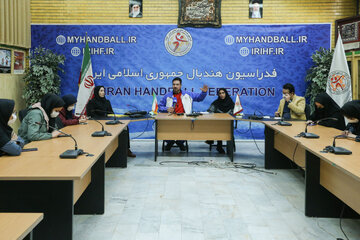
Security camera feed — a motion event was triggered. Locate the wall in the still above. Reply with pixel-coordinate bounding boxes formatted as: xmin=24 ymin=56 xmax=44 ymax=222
xmin=0 ymin=0 xmax=31 ymax=131
xmin=2 ymin=0 xmax=356 ymax=131
xmin=30 ymin=0 xmax=357 ymax=47
xmin=0 ymin=56 xmax=26 ymax=130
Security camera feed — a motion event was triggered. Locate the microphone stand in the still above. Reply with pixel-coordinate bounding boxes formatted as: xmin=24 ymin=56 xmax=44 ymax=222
xmin=90 ymin=109 xmax=122 ymax=125
xmin=323 ymin=135 xmax=352 ymax=155
xmin=89 ymin=118 xmax=112 ymax=137
xmin=298 ymin=117 xmax=338 ymax=138
xmin=277 ymin=116 xmax=292 ymax=126
xmin=34 ymin=122 xmax=83 ymax=158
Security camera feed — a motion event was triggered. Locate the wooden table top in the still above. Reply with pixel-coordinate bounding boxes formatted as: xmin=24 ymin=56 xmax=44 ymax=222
xmin=155 ymin=113 xmax=235 ymax=120
xmin=0 ymin=120 xmax=129 ymax=180
xmin=264 ymin=121 xmax=360 ymax=182
xmin=0 ymin=213 xmax=43 ymax=240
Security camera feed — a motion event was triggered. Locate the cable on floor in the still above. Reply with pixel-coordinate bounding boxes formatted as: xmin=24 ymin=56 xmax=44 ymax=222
xmin=131 ymin=118 xmax=151 ymax=139
xmin=338 ymin=204 xmax=349 ymax=240
xmin=249 ymin=121 xmax=264 ymax=155
xmin=158 ymin=160 xmax=276 ymax=175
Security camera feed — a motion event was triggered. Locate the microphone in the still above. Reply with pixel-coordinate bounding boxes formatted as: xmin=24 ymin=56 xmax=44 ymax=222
xmin=88 ymin=117 xmax=112 ymax=137
xmin=125 ymin=104 xmax=147 ymax=117
xmin=34 ymin=122 xmax=83 ymax=158
xmin=298 ymin=117 xmax=338 ymax=138
xmin=277 ymin=116 xmax=292 ymax=126
xmin=172 ymin=97 xmax=177 ymax=108
xmin=323 ymin=134 xmax=352 ymax=155
xmin=168 ymin=97 xmax=178 ymax=116
xmin=248 ymin=111 xmax=263 ymax=120
xmin=90 ymin=109 xmax=122 ymax=125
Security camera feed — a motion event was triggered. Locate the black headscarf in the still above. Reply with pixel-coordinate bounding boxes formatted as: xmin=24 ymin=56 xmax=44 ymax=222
xmin=0 ymin=99 xmax=15 ymax=148
xmin=341 ymin=100 xmax=360 ymax=135
xmin=62 ymin=94 xmax=77 ymax=119
xmin=86 ymin=86 xmax=113 ymax=117
xmin=341 ymin=100 xmax=360 ymax=120
xmin=310 ymin=92 xmax=345 ymax=130
xmin=40 ymin=93 xmax=65 ymax=131
xmin=314 ymin=93 xmax=340 ymax=116
xmin=211 ymin=88 xmax=234 ymax=113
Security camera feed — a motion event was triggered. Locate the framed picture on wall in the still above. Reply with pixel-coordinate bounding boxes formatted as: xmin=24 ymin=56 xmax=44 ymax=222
xmin=14 ymin=50 xmax=25 ymax=74
xmin=0 ymin=49 xmax=11 ymax=73
xmin=178 ymin=0 xmax=222 ymax=28
xmin=249 ymin=0 xmax=263 ymax=19
xmin=335 ymin=16 xmax=360 ymax=51
xmin=129 ymin=0 xmax=143 ymax=18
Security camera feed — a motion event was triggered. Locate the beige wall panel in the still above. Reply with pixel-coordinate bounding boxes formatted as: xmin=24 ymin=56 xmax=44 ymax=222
xmin=30 ymin=0 xmax=356 ymax=48
xmin=0 ymin=0 xmax=31 ymax=48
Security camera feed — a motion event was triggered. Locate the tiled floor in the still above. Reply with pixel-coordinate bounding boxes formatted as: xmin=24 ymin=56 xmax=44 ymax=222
xmin=74 ymin=140 xmax=360 ymax=240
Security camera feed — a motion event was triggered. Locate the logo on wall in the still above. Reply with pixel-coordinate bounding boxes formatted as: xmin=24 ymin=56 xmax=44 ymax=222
xmin=239 ymin=47 xmax=250 ymax=57
xmin=224 ymin=35 xmax=234 ymax=45
xmin=56 ymin=35 xmax=66 ymax=45
xmin=71 ymin=47 xmax=81 ymax=57
xmin=164 ymin=28 xmax=192 ymax=56
xmin=327 ymin=71 xmax=351 ymax=95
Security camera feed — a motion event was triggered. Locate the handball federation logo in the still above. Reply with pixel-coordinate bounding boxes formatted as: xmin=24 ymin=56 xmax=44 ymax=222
xmin=164 ymin=28 xmax=192 ymax=57
xmin=56 ymin=35 xmax=66 ymax=45
xmin=327 ymin=70 xmax=351 ymax=95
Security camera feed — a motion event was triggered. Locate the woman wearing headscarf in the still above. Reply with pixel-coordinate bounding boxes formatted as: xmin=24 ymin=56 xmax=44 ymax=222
xmin=86 ymin=86 xmax=136 ymax=157
xmin=18 ymin=93 xmax=65 ymax=143
xmin=86 ymin=86 xmax=113 ymax=118
xmin=340 ymin=100 xmax=360 ymax=141
xmin=59 ymin=94 xmax=87 ymax=126
xmin=206 ymin=88 xmax=235 ymax=154
xmin=307 ymin=92 xmax=345 ymax=130
xmin=0 ymin=99 xmax=25 ymax=156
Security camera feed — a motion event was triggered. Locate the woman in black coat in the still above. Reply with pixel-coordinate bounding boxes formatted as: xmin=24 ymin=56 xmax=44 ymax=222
xmin=341 ymin=100 xmax=360 ymax=141
xmin=86 ymin=86 xmax=113 ymax=118
xmin=308 ymin=92 xmax=345 ymax=130
xmin=206 ymin=88 xmax=235 ymax=154
xmin=86 ymin=86 xmax=136 ymax=157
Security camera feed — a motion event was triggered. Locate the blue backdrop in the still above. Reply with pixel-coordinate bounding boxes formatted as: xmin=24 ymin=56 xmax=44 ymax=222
xmin=31 ymin=24 xmax=330 ymax=139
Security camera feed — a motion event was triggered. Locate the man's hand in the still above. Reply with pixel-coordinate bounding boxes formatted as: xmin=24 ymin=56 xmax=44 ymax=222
xmin=167 ymin=107 xmax=174 ymax=113
xmin=200 ymin=85 xmax=209 ymax=92
xmin=275 ymin=111 xmax=280 ymax=117
xmin=284 ymin=94 xmax=291 ymax=102
xmin=306 ymin=120 xmax=314 ymax=125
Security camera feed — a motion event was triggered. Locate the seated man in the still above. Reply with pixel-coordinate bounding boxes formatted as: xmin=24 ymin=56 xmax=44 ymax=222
xmin=275 ymin=83 xmax=306 ymax=120
xmin=158 ymin=77 xmax=208 ymax=151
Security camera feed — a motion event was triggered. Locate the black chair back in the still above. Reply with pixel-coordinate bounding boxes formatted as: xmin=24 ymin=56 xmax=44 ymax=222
xmin=305 ymin=104 xmax=311 ymax=120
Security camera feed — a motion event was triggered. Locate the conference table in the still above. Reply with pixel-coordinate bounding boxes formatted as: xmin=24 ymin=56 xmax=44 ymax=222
xmin=0 ymin=120 xmax=129 ymax=240
xmin=154 ymin=113 xmax=235 ymax=161
xmin=0 ymin=213 xmax=43 ymax=240
xmin=264 ymin=121 xmax=360 ymax=218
